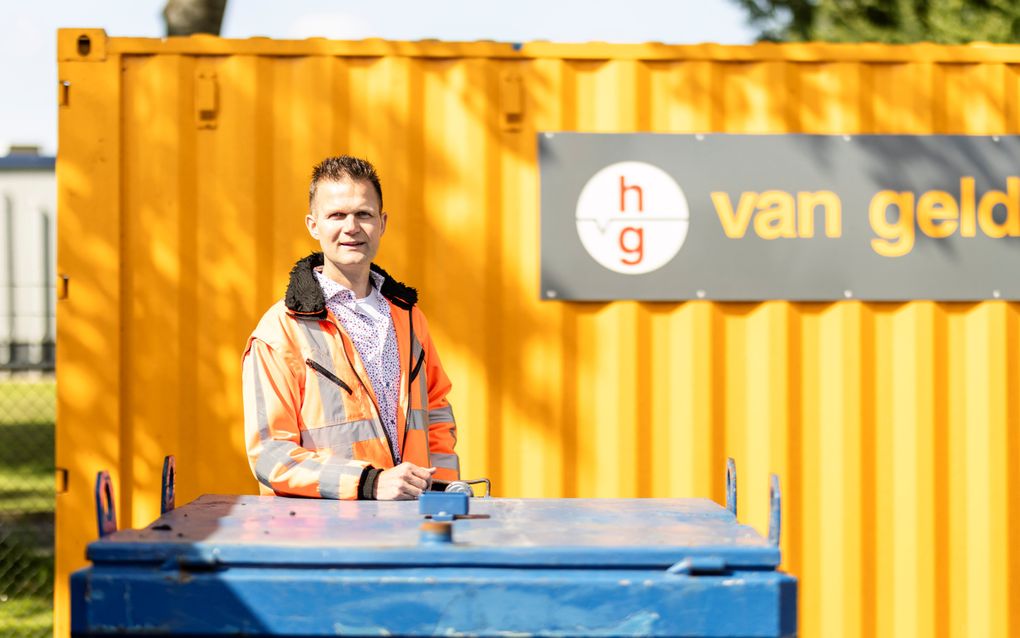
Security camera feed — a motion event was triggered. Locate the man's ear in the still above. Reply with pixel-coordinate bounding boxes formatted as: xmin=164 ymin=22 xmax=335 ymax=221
xmin=305 ymin=212 xmax=319 ymax=239
xmin=380 ymin=211 xmax=388 ymax=236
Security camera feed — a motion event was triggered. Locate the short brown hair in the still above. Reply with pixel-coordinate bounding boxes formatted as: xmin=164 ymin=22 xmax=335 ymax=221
xmin=309 ymin=155 xmax=383 ymax=210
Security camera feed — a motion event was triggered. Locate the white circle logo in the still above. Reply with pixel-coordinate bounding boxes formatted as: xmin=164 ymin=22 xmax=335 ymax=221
xmin=575 ymin=161 xmax=689 ymax=275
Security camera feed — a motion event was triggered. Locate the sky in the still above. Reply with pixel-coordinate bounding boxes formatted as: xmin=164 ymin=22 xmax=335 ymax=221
xmin=1 ymin=0 xmax=757 ymax=156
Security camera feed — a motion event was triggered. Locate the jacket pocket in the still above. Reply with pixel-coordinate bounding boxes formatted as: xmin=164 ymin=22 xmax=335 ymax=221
xmin=305 ymin=358 xmax=353 ymax=394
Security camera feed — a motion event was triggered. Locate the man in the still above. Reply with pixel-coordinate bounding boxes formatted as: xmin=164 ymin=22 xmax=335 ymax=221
xmin=242 ymin=155 xmax=459 ymax=500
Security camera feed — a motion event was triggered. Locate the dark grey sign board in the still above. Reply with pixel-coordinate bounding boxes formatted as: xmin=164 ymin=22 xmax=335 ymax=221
xmin=539 ymin=133 xmax=1020 ymax=301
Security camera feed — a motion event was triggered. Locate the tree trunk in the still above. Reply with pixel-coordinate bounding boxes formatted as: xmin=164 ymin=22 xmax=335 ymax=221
xmin=163 ymin=0 xmax=228 ymax=36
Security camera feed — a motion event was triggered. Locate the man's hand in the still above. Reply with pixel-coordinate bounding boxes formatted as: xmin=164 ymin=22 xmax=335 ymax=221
xmin=374 ymin=462 xmax=436 ymax=500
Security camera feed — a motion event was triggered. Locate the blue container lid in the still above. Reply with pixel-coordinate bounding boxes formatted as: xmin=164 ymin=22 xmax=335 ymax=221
xmin=86 ymin=495 xmax=779 ymax=570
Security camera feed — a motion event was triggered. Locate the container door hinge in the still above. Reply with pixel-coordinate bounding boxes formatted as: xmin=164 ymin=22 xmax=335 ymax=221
xmin=499 ymin=70 xmax=524 ymax=132
xmin=55 ymin=468 xmax=68 ymax=494
xmin=57 ymin=274 xmax=69 ymax=300
xmin=195 ymin=71 xmax=218 ymax=129
xmin=666 ymin=556 xmax=728 ymax=576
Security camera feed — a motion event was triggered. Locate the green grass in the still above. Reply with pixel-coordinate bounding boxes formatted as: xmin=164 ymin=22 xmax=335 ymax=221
xmin=0 ymin=380 xmax=55 ymax=638
xmin=0 ymin=593 xmax=52 ymax=637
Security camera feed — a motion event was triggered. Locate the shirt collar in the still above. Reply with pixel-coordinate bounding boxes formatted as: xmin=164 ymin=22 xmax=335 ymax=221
xmin=313 ymin=267 xmax=385 ymax=305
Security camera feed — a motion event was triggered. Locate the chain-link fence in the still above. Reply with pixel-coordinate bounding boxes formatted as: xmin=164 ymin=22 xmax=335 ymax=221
xmin=1 ymin=155 xmax=58 ymax=636
xmin=0 ymin=373 xmax=55 ymax=638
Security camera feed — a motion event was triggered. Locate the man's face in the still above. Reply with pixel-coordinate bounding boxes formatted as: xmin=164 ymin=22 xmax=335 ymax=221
xmin=306 ymin=177 xmax=386 ymax=272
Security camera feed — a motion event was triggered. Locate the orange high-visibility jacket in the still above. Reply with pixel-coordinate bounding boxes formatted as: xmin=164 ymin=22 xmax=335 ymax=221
xmin=242 ymin=253 xmax=459 ymax=499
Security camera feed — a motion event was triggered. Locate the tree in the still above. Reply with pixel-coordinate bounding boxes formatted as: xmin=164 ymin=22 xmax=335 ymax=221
xmin=163 ymin=0 xmax=228 ymax=36
xmin=731 ymin=0 xmax=1020 ymax=43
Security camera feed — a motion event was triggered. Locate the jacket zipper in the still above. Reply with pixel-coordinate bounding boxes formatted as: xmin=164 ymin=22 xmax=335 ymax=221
xmin=409 ymin=349 xmax=425 ymax=384
xmin=402 ymin=349 xmax=426 ymax=452
xmin=402 ymin=309 xmax=427 ymax=461
xmin=305 ymin=359 xmax=353 ymax=395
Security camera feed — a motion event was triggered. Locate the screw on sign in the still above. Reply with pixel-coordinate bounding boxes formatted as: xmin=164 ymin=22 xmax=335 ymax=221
xmin=575 ymin=161 xmax=689 ymax=275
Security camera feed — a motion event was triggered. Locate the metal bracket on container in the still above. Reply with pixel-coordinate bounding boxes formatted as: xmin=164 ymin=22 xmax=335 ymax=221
xmin=420 ymin=491 xmax=490 ymax=520
xmin=94 ymin=471 xmax=117 ymax=538
xmin=419 ymin=492 xmax=469 ymax=522
xmin=499 ymin=69 xmax=524 ymax=131
xmin=444 ymin=477 xmax=491 ymax=497
xmin=58 ymin=82 xmax=70 ymax=108
xmin=57 ymin=29 xmax=108 ymax=62
xmin=725 ymin=457 xmax=737 ymax=517
xmin=161 ymin=455 xmax=176 ymax=514
xmin=56 ymin=274 xmax=69 ymax=300
xmin=768 ymin=474 xmax=781 ymax=547
xmin=666 ymin=556 xmax=728 ymax=576
xmin=195 ymin=70 xmax=219 ymax=129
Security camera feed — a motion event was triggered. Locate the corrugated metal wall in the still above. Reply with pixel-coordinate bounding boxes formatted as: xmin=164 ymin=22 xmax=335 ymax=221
xmin=56 ymin=30 xmax=1020 ymax=638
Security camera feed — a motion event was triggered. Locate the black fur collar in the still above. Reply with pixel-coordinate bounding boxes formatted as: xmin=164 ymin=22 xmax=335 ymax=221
xmin=285 ymin=252 xmax=418 ymax=319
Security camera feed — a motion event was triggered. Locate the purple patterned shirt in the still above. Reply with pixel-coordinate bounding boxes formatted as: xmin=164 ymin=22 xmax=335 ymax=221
xmin=314 ymin=268 xmax=402 ymax=462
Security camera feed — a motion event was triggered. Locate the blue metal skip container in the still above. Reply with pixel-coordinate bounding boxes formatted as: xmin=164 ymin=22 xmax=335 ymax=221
xmin=71 ymin=494 xmax=797 ymax=637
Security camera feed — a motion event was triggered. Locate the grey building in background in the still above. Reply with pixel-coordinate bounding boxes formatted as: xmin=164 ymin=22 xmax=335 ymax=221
xmin=0 ymin=148 xmax=56 ymax=372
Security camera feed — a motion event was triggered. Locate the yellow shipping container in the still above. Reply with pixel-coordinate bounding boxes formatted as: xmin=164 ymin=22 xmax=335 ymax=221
xmin=56 ymin=28 xmax=1019 ymax=638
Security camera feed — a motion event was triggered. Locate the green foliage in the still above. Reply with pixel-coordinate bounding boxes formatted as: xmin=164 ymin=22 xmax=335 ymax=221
xmin=732 ymin=0 xmax=1020 ymax=43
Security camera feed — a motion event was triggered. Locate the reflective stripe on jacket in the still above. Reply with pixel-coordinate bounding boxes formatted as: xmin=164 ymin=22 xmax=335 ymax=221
xmin=242 ymin=254 xmax=459 ymax=499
